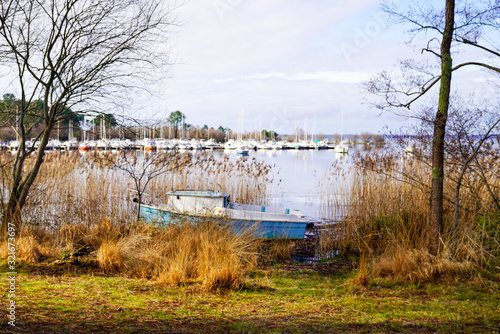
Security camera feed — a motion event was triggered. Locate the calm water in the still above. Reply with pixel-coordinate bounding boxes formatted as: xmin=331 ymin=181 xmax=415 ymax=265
xmin=203 ymin=148 xmax=357 ymax=221
xmin=77 ymin=145 xmax=372 ymax=222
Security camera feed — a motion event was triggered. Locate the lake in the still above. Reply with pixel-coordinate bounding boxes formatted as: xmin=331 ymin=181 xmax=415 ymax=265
xmin=201 ymin=148 xmax=358 ymax=222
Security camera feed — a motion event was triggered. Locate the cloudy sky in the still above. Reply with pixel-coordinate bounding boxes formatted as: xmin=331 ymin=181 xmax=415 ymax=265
xmin=162 ymin=0 xmax=407 ymax=135
xmin=1 ymin=0 xmax=495 ymax=136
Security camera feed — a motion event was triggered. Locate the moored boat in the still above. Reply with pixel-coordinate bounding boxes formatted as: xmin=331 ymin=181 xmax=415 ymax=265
xmin=79 ymin=141 xmax=93 ymax=152
xmin=235 ymin=145 xmax=249 ymax=155
xmin=144 ymin=141 xmax=157 ymax=152
xmin=334 ymin=140 xmax=348 ymax=154
xmin=137 ymin=190 xmax=312 ymax=239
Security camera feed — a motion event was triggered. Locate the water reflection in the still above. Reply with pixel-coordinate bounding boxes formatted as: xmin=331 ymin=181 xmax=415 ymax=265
xmin=202 ymin=148 xmax=355 ymax=221
xmin=74 ymin=146 xmax=364 ymax=221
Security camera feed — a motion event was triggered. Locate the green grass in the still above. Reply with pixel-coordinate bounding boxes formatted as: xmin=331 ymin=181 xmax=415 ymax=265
xmin=1 ymin=259 xmax=500 ymax=333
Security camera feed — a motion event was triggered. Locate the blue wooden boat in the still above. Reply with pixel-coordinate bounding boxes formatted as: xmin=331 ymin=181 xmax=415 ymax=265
xmin=138 ymin=190 xmax=312 ymax=239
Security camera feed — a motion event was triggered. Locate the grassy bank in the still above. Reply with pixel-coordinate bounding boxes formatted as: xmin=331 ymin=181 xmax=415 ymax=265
xmin=1 ymin=258 xmax=499 ymax=333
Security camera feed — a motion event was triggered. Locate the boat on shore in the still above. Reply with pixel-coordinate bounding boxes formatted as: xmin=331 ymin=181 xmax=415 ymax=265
xmin=137 ymin=190 xmax=312 ymax=239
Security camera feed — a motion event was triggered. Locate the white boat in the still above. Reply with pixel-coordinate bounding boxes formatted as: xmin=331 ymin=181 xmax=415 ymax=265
xmin=288 ymin=142 xmax=302 ymax=150
xmin=138 ymin=190 xmax=312 ymax=239
xmin=334 ymin=140 xmax=348 ymax=154
xmin=144 ymin=141 xmax=157 ymax=152
xmin=235 ymin=145 xmax=249 ymax=155
xmin=46 ymin=139 xmax=62 ymax=151
xmin=312 ymin=139 xmax=329 ymax=150
xmin=176 ymin=140 xmax=190 ymax=150
xmin=79 ymin=141 xmax=94 ymax=152
xmin=190 ymin=139 xmax=202 ymax=150
xmin=335 ymin=108 xmax=348 ymax=154
xmin=200 ymin=138 xmax=220 ymax=150
xmin=96 ymin=139 xmax=111 ymax=150
xmin=61 ymin=139 xmax=78 ymax=150
xmin=265 ymin=141 xmax=280 ymax=150
xmin=8 ymin=140 xmax=20 ymax=151
xmin=224 ymin=139 xmax=237 ymax=150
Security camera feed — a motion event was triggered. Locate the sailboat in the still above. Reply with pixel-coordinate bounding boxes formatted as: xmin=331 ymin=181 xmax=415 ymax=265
xmin=334 ymin=108 xmax=348 ymax=154
xmin=404 ymin=107 xmax=414 ymax=157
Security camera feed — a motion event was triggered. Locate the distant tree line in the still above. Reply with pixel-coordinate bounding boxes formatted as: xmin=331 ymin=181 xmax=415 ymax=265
xmin=0 ymin=93 xmax=83 ymax=141
xmin=0 ymin=98 xmax=388 ymax=144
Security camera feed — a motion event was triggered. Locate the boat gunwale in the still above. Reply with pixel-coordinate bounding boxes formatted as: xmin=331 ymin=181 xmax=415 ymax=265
xmin=165 ymin=190 xmax=226 ymax=198
xmin=139 ymin=203 xmax=310 ymax=224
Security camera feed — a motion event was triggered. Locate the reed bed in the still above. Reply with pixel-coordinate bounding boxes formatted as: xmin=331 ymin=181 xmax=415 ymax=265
xmin=147 ymin=154 xmax=272 ymax=205
xmin=1 ymin=151 xmax=272 ymax=229
xmin=0 ymin=151 xmax=274 ymax=290
xmin=319 ymin=149 xmax=500 ymax=283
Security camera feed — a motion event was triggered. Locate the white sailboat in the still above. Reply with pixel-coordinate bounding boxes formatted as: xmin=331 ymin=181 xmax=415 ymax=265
xmin=404 ymin=107 xmax=414 ymax=157
xmin=334 ymin=108 xmax=348 ymax=154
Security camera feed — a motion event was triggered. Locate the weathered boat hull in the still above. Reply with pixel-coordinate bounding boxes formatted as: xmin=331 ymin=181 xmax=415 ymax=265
xmin=139 ymin=204 xmax=309 ymax=239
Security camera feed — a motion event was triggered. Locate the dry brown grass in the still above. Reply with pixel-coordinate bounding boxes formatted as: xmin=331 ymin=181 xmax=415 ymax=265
xmin=0 ymin=240 xmax=8 ymax=259
xmin=318 ymin=151 xmax=500 ymax=283
xmin=152 ymin=222 xmax=259 ymax=290
xmin=16 ymin=235 xmax=43 ymax=263
xmin=93 ymin=221 xmax=260 ymax=290
xmin=351 ymin=253 xmax=369 ymax=287
xmin=257 ymin=239 xmax=297 ymax=265
xmin=47 ymin=217 xmax=259 ymax=290
xmin=372 ymin=247 xmax=474 ymax=283
xmin=0 ymin=217 xmax=260 ymax=291
xmin=96 ymin=240 xmax=124 ymax=271
xmin=0 ymin=151 xmax=273 ymax=290
xmin=0 ymin=231 xmax=53 ymax=263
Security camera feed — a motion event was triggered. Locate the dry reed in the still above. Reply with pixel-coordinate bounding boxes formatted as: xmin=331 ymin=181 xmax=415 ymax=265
xmin=257 ymin=239 xmax=298 ymax=265
xmin=372 ymin=247 xmax=474 ymax=283
xmin=0 ymin=151 xmax=271 ymax=290
xmin=319 ymin=149 xmax=500 ymax=283
xmin=92 ymin=221 xmax=260 ymax=290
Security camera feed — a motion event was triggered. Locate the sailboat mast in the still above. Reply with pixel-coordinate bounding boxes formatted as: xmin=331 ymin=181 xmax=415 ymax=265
xmin=341 ymin=108 xmax=344 ymax=142
xmin=409 ymin=107 xmax=411 ymax=143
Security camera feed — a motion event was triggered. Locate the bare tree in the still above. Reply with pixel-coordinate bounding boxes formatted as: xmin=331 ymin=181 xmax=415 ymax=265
xmin=363 ymin=0 xmax=500 ymax=254
xmin=444 ymin=102 xmax=500 ymax=249
xmin=0 ymin=0 xmax=176 ymax=233
xmin=95 ymin=151 xmax=195 ymax=220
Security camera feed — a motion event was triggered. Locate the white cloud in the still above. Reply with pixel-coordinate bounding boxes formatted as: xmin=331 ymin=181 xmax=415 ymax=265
xmin=211 ymin=77 xmax=235 ymax=84
xmin=241 ymin=71 xmax=369 ymax=83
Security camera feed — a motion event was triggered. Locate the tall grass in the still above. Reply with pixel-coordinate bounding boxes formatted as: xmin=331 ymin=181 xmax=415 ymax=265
xmin=319 ymin=150 xmax=500 ymax=282
xmin=0 ymin=151 xmax=272 ymax=228
xmin=147 ymin=154 xmax=272 ymax=205
xmin=0 ymin=151 xmax=273 ymax=290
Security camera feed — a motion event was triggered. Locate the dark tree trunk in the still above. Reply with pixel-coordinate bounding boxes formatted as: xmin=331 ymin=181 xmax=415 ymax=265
xmin=429 ymin=0 xmax=455 ymax=255
xmin=1 ymin=119 xmax=53 ymax=236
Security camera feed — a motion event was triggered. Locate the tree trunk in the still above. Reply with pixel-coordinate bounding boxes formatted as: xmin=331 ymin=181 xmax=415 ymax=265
xmin=429 ymin=0 xmax=455 ymax=255
xmin=2 ymin=189 xmax=22 ymax=235
xmin=1 ymin=121 xmax=53 ymax=236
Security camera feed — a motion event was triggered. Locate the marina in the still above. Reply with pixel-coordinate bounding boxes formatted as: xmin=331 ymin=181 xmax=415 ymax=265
xmin=1 ymin=137 xmax=350 ymax=152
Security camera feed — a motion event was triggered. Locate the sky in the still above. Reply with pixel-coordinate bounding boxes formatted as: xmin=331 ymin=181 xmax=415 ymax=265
xmin=0 ymin=0 xmax=496 ymax=136
xmin=162 ymin=0 xmax=407 ymax=135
